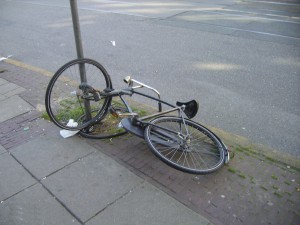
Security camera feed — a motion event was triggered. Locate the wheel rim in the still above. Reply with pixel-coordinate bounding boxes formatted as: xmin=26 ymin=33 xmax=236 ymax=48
xmin=46 ymin=59 xmax=111 ymax=130
xmin=145 ymin=117 xmax=225 ymax=174
xmin=78 ymin=105 xmax=128 ymax=139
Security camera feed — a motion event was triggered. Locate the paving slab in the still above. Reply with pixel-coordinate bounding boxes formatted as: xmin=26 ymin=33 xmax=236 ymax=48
xmin=0 ymin=144 xmax=6 ymax=155
xmin=0 ymin=95 xmax=33 ymax=123
xmin=11 ymin=135 xmax=95 ymax=180
xmin=0 ymin=77 xmax=9 ymax=86
xmin=42 ymin=151 xmax=143 ymax=223
xmin=0 ymin=94 xmax=6 ymax=101
xmin=0 ymin=81 xmax=25 ymax=96
xmin=0 ymin=153 xmax=36 ymax=201
xmin=0 ymin=183 xmax=81 ymax=225
xmin=3 ymin=86 xmax=26 ymax=98
xmin=86 ymin=182 xmax=211 ymax=225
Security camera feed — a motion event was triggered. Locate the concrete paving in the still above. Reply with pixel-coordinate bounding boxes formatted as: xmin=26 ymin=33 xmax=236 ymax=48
xmin=0 ymin=152 xmax=36 ymax=201
xmin=0 ymin=78 xmax=30 ymax=123
xmin=0 ymin=61 xmax=212 ymax=225
xmin=1 ymin=183 xmax=81 ymax=225
xmin=0 ymin=144 xmax=6 ymax=154
xmin=86 ymin=183 xmax=210 ymax=225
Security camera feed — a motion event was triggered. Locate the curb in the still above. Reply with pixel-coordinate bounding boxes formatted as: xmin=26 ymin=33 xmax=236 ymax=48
xmin=5 ymin=58 xmax=54 ymax=77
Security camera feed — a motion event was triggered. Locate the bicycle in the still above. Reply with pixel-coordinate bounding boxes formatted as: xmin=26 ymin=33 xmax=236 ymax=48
xmin=45 ymin=58 xmax=230 ymax=174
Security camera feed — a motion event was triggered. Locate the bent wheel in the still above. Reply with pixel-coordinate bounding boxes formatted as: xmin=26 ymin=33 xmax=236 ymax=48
xmin=45 ymin=58 xmax=112 ymax=130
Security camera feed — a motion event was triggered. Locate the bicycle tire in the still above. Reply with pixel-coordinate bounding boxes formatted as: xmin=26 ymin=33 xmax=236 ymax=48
xmin=144 ymin=116 xmax=226 ymax=174
xmin=45 ymin=58 xmax=112 ymax=130
xmin=78 ymin=104 xmax=128 ymax=139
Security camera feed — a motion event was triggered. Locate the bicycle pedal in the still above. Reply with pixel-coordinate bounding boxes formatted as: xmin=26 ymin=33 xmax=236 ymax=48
xmin=118 ymin=112 xmax=138 ymax=117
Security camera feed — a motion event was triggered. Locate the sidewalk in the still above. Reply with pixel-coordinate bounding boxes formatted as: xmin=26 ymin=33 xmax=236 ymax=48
xmin=0 ymin=59 xmax=299 ymax=225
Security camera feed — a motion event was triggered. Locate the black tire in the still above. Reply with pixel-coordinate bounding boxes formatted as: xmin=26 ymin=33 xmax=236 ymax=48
xmin=78 ymin=104 xmax=128 ymax=139
xmin=45 ymin=58 xmax=112 ymax=130
xmin=144 ymin=116 xmax=226 ymax=174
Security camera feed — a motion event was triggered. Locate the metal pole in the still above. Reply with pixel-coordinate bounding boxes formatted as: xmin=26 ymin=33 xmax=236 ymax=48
xmin=70 ymin=0 xmax=84 ymax=60
xmin=69 ymin=0 xmax=91 ymax=120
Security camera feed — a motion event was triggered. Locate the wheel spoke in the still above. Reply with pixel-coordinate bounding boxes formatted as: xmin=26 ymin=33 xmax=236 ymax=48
xmin=45 ymin=59 xmax=112 ymax=130
xmin=145 ymin=117 xmax=225 ymax=174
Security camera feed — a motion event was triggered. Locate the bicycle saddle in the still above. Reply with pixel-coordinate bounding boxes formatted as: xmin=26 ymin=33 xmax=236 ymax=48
xmin=176 ymin=100 xmax=199 ymax=119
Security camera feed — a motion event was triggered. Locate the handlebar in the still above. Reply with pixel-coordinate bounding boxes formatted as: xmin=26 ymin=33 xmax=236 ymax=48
xmin=123 ymin=76 xmax=162 ymax=112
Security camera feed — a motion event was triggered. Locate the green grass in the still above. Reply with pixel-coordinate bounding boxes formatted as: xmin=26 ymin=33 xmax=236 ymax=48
xmin=235 ymin=146 xmax=257 ymax=156
xmin=238 ymin=173 xmax=247 ymax=179
xmin=227 ymin=167 xmax=237 ymax=174
xmin=227 ymin=166 xmax=247 ymax=179
xmin=274 ymin=191 xmax=283 ymax=198
xmin=284 ymin=191 xmax=292 ymax=197
xmin=260 ymin=185 xmax=268 ymax=191
xmin=42 ymin=97 xmax=101 ymax=122
xmin=41 ymin=111 xmax=50 ymax=120
xmin=250 ymin=176 xmax=256 ymax=184
xmin=234 ymin=145 xmax=300 ymax=173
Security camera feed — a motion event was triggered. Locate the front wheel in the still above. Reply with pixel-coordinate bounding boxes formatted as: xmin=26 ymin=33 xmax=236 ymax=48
xmin=45 ymin=58 xmax=112 ymax=130
xmin=144 ymin=116 xmax=226 ymax=174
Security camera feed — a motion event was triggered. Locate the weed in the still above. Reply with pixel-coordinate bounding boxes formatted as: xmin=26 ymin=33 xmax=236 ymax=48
xmin=274 ymin=191 xmax=283 ymax=198
xmin=284 ymin=181 xmax=291 ymax=186
xmin=41 ymin=111 xmax=50 ymax=120
xmin=234 ymin=145 xmax=300 ymax=173
xmin=260 ymin=185 xmax=268 ymax=191
xmin=250 ymin=176 xmax=256 ymax=184
xmin=272 ymin=185 xmax=279 ymax=190
xmin=281 ymin=173 xmax=287 ymax=178
xmin=265 ymin=156 xmax=276 ymax=163
xmin=284 ymin=191 xmax=292 ymax=197
xmin=227 ymin=167 xmax=237 ymax=174
xmin=238 ymin=173 xmax=247 ymax=179
xmin=271 ymin=174 xmax=278 ymax=180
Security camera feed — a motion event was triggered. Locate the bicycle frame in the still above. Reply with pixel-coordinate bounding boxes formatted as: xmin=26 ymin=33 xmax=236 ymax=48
xmin=99 ymin=76 xmax=190 ymax=138
xmin=100 ymin=77 xmax=186 ymax=121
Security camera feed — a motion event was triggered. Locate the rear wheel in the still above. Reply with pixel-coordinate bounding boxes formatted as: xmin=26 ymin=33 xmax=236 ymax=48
xmin=45 ymin=58 xmax=112 ymax=130
xmin=144 ymin=116 xmax=226 ymax=174
xmin=78 ymin=103 xmax=128 ymax=139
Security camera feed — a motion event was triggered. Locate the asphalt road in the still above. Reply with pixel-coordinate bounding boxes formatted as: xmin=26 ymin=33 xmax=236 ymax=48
xmin=1 ymin=0 xmax=299 ymax=157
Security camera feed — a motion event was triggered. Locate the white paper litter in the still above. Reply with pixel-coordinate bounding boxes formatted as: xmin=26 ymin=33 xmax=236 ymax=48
xmin=60 ymin=119 xmax=80 ymax=138
xmin=0 ymin=55 xmax=12 ymax=62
